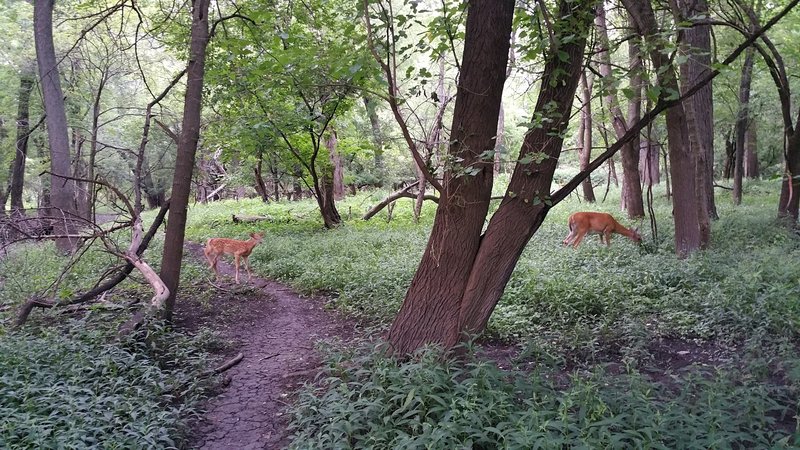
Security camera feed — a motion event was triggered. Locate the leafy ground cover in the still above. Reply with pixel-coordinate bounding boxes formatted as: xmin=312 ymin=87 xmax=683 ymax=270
xmin=182 ymin=179 xmax=800 ymax=447
xmin=0 ymin=231 xmax=220 ymax=448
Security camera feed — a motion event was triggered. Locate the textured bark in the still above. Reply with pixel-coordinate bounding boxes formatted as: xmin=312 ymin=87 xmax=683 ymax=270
xmin=778 ymin=133 xmax=800 ymax=222
xmin=388 ymin=0 xmax=515 ymax=354
xmin=160 ymin=0 xmax=211 ymax=321
xmin=318 ymin=131 xmax=343 ymax=227
xmin=457 ymin=0 xmax=593 ymax=337
xmin=596 ymin=5 xmax=643 ymax=218
xmin=254 ymin=150 xmax=269 ymax=202
xmin=578 ymin=71 xmax=595 ymax=202
xmin=733 ymin=46 xmax=754 ymax=205
xmin=676 ymin=0 xmax=713 ymax=246
xmin=10 ymin=71 xmax=35 ymax=213
xmin=624 ymin=0 xmax=701 ymax=257
xmin=326 ymin=130 xmax=345 ymax=200
xmin=34 ymin=0 xmax=78 ymax=252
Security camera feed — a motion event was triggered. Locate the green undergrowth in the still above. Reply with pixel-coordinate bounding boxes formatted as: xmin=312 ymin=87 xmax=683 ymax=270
xmin=184 ymin=181 xmax=800 ymax=353
xmin=0 ymin=223 xmax=220 ymax=448
xmin=289 ymin=342 xmax=800 ymax=449
xmin=0 ymin=321 xmax=216 ymax=448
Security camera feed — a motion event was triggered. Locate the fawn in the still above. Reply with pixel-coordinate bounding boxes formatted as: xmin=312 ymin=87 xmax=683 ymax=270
xmin=562 ymin=212 xmax=641 ymax=248
xmin=204 ymin=232 xmax=265 ymax=283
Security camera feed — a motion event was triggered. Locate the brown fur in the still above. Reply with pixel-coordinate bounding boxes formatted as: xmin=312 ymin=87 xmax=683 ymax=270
xmin=204 ymin=232 xmax=265 ymax=283
xmin=562 ymin=212 xmax=641 ymax=248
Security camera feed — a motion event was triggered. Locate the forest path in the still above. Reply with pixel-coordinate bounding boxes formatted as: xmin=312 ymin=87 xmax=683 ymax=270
xmin=179 ymin=242 xmax=356 ymax=450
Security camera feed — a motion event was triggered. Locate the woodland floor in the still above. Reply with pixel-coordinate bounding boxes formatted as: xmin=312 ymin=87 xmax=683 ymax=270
xmin=174 ymin=243 xmax=743 ymax=450
xmin=177 ymin=242 xmax=357 ymax=450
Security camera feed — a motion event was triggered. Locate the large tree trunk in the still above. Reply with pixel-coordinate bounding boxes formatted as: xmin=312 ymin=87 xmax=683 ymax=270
xmin=10 ymin=70 xmax=35 ymax=214
xmin=624 ymin=0 xmax=701 ymax=257
xmin=388 ymin=0 xmax=515 ymax=354
xmin=160 ymin=0 xmax=211 ymax=321
xmin=733 ymin=46 xmax=754 ymax=205
xmin=578 ymin=71 xmax=595 ymax=202
xmin=677 ymin=0 xmax=713 ymax=247
xmin=34 ymin=0 xmax=78 ymax=252
xmin=457 ymin=0 xmax=593 ymax=339
xmin=596 ymin=5 xmax=643 ymax=218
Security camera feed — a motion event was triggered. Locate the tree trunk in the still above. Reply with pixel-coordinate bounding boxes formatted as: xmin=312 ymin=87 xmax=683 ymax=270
xmin=10 ymin=70 xmax=35 ymax=213
xmin=745 ymin=122 xmax=759 ymax=178
xmin=362 ymin=96 xmax=385 ymax=179
xmin=676 ymin=0 xmax=713 ymax=246
xmin=71 ymin=129 xmax=89 ymax=219
xmin=624 ymin=0 xmax=701 ymax=257
xmin=778 ymin=132 xmax=800 ymax=222
xmin=388 ymin=0 xmax=515 ymax=354
xmin=578 ymin=71 xmax=595 ymax=202
xmin=86 ymin=70 xmax=107 ymax=221
xmin=623 ymin=25 xmax=645 ymax=217
xmin=34 ymin=0 xmax=78 ymax=252
xmin=458 ymin=0 xmax=594 ymax=338
xmin=596 ymin=5 xmax=643 ymax=218
xmin=326 ymin=129 xmax=345 ymax=200
xmin=160 ymin=0 xmax=211 ymax=321
xmin=733 ymin=45 xmax=754 ymax=205
xmin=318 ymin=132 xmax=343 ymax=228
xmin=254 ymin=150 xmax=269 ymax=202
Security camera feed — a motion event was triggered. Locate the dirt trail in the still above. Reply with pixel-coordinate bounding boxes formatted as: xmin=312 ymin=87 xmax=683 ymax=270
xmin=179 ymin=242 xmax=355 ymax=450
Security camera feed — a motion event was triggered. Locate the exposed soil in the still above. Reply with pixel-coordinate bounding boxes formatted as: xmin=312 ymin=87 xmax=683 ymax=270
xmin=176 ymin=242 xmax=357 ymax=450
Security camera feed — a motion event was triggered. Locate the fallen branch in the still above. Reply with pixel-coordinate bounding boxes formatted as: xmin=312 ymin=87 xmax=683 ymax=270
xmin=163 ymin=352 xmax=244 ymax=396
xmin=363 ymin=181 xmax=440 ymax=220
xmin=232 ymin=214 xmax=271 ymax=223
xmin=13 ymin=298 xmax=55 ymax=329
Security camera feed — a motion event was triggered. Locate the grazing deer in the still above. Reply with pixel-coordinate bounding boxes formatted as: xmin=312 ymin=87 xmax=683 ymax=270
xmin=204 ymin=232 xmax=264 ymax=283
xmin=562 ymin=212 xmax=641 ymax=248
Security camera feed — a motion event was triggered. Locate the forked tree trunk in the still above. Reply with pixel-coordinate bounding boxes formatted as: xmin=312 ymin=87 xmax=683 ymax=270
xmin=10 ymin=70 xmax=35 ymax=213
xmin=160 ymin=0 xmax=211 ymax=321
xmin=388 ymin=0 xmax=515 ymax=353
xmin=624 ymin=0 xmax=701 ymax=257
xmin=388 ymin=0 xmax=594 ymax=354
xmin=578 ymin=71 xmax=595 ymax=202
xmin=34 ymin=0 xmax=78 ymax=252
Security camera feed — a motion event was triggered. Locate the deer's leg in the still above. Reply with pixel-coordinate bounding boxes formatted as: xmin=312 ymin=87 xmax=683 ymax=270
xmin=571 ymin=230 xmax=587 ymax=248
xmin=563 ymin=230 xmax=576 ymax=246
xmin=211 ymin=256 xmax=221 ymax=281
xmin=603 ymin=228 xmax=612 ymax=246
xmin=244 ymin=257 xmax=253 ymax=281
xmin=234 ymin=254 xmax=241 ymax=283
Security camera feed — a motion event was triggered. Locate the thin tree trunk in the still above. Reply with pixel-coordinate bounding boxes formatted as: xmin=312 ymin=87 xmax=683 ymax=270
xmin=596 ymin=4 xmax=643 ymax=218
xmin=327 ymin=129 xmax=345 ymax=200
xmin=34 ymin=0 xmax=78 ymax=252
xmin=254 ymin=149 xmax=269 ymax=202
xmin=362 ymin=96 xmax=385 ymax=178
xmin=733 ymin=45 xmax=754 ymax=205
xmin=160 ymin=0 xmax=211 ymax=321
xmin=10 ymin=71 xmax=35 ymax=213
xmin=745 ymin=122 xmax=759 ymax=178
xmin=778 ymin=132 xmax=800 ymax=222
xmin=86 ymin=70 xmax=107 ymax=221
xmin=578 ymin=71 xmax=595 ymax=202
